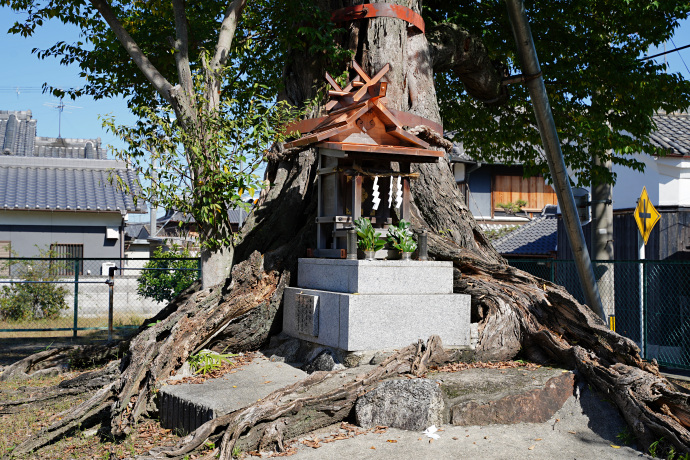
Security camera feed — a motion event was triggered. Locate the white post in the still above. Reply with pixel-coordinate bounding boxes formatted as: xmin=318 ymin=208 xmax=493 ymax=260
xmin=638 ymin=232 xmax=645 ymax=358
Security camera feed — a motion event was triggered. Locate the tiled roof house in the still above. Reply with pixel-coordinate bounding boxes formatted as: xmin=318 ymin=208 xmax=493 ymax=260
xmin=492 ymin=211 xmax=557 ymax=258
xmin=0 ymin=110 xmax=145 ymax=261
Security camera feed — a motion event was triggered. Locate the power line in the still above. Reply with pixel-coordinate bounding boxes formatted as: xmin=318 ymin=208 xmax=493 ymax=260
xmin=670 ymin=38 xmax=690 ymax=76
xmin=640 ymin=43 xmax=690 ymax=61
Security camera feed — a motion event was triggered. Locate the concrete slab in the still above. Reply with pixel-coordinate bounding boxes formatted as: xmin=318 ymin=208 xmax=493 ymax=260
xmin=159 ymin=355 xmax=308 ymax=434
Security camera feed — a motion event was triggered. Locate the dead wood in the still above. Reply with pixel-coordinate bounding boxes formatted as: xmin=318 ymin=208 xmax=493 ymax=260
xmin=0 ymin=347 xmax=77 ymax=382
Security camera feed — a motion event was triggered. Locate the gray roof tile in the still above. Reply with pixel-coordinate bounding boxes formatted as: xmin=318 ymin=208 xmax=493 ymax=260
xmin=492 ymin=215 xmax=557 ymax=255
xmin=0 ymin=156 xmax=144 ymax=213
xmin=650 ymin=113 xmax=690 ymax=155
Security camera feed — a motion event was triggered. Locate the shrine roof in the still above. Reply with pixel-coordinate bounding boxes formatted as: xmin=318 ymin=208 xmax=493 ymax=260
xmin=283 ymin=61 xmax=443 ymax=160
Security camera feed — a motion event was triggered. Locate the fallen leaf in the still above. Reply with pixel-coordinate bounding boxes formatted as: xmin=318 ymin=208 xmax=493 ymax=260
xmin=611 ymin=445 xmax=621 ymax=449
xmin=302 ymin=438 xmax=321 ymax=449
xmin=568 ymin=431 xmax=577 ymax=434
xmin=528 ymin=445 xmax=536 ymax=450
xmin=535 ymin=438 xmax=542 ymax=441
xmin=370 ymin=446 xmax=376 ymax=450
xmin=386 ymin=440 xmax=398 ymax=443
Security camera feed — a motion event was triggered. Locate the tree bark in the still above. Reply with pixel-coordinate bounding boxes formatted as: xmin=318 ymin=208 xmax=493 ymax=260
xmin=4 ymin=0 xmax=690 ymax=458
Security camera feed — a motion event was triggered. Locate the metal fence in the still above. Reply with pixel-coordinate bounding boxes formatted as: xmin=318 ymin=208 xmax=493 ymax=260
xmin=509 ymin=259 xmax=690 ymax=371
xmin=0 ymin=257 xmax=200 ymax=338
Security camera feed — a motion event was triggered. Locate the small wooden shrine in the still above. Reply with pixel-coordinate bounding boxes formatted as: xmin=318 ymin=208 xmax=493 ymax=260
xmin=284 ymin=61 xmax=443 ymax=258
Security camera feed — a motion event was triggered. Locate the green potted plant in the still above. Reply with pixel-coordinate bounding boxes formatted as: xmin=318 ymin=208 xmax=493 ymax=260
xmin=354 ymin=217 xmax=386 ymax=260
xmin=387 ymin=220 xmax=417 ymax=260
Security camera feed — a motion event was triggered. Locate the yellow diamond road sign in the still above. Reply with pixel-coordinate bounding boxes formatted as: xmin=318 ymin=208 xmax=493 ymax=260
xmin=634 ymin=187 xmax=660 ymax=245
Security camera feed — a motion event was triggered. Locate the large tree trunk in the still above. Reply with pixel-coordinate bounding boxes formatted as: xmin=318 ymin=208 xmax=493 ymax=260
xmin=3 ymin=0 xmax=689 ymax=458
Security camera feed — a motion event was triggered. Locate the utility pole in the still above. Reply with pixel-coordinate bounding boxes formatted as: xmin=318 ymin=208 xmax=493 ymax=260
xmin=149 ymin=156 xmax=158 ymax=240
xmin=505 ymin=0 xmax=606 ymax=320
xmin=591 ymin=153 xmax=615 ymax=325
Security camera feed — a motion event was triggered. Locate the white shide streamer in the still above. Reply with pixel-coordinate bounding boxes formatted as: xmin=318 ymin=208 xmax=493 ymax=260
xmin=372 ymin=176 xmax=381 ymax=210
xmin=395 ymin=176 xmax=403 ymax=209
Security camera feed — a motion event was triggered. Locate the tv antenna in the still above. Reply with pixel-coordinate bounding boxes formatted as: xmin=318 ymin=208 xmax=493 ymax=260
xmin=43 ymin=97 xmax=82 ymax=138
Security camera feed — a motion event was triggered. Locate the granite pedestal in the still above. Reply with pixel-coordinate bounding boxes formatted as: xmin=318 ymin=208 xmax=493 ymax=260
xmin=283 ymin=258 xmax=471 ymax=351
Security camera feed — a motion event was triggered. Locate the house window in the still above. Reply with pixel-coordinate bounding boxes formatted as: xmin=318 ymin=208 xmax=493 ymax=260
xmin=493 ymin=175 xmax=557 ymax=216
xmin=50 ymin=243 xmax=84 ymax=276
xmin=0 ymin=241 xmax=9 ymax=277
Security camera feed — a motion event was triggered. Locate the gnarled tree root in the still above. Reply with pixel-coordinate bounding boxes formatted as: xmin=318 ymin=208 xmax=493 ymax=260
xmin=435 ymin=238 xmax=690 ymax=454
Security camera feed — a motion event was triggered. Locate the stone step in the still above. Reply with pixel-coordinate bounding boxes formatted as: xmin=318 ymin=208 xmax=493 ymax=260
xmin=158 ymin=356 xmax=308 ymax=435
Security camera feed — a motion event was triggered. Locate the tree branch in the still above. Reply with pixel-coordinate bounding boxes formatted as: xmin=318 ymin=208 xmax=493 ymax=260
xmin=427 ymin=22 xmax=508 ymax=105
xmin=89 ymin=0 xmax=174 ymax=104
xmin=210 ymin=0 xmax=246 ymax=71
xmin=171 ymin=0 xmax=197 ymax=114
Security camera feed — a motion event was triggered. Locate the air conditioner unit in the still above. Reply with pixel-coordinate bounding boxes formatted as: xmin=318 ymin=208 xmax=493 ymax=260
xmin=101 ymin=262 xmax=117 ymax=276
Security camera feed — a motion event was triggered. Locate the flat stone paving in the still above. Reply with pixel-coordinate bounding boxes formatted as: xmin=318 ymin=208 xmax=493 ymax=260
xmin=159 ymin=354 xmax=308 ymax=434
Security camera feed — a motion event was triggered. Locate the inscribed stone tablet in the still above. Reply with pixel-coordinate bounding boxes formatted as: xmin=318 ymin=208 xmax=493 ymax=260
xmin=296 ymin=293 xmax=319 ymax=337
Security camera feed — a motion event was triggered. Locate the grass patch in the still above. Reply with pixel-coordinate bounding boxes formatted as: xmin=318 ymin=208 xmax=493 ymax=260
xmin=0 ymin=313 xmax=148 ymax=339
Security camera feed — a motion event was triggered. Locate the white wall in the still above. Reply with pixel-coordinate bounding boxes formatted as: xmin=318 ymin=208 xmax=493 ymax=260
xmin=611 ymin=153 xmax=661 ymax=210
xmin=656 ymin=157 xmax=690 ymax=207
xmin=612 ymin=153 xmax=690 ymax=209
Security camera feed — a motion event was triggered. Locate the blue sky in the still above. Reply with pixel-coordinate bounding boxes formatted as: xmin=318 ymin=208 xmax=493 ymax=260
xmin=0 ymin=8 xmax=136 ymax=150
xmin=2 ymin=6 xmax=690 ymax=222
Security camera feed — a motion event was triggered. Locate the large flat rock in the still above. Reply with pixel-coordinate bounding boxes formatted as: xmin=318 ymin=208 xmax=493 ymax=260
xmin=159 ymin=355 xmax=308 ymax=434
xmin=434 ymin=366 xmax=575 ymax=425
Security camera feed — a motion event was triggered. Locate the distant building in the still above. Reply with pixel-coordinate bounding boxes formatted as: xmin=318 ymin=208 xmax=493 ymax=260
xmin=0 ymin=110 xmax=145 ymax=266
xmin=449 ymin=144 xmax=557 ymax=230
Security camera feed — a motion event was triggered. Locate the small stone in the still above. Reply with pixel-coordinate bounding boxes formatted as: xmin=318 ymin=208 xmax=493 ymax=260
xmin=355 ymin=379 xmax=444 ymax=431
xmin=302 ymin=350 xmax=342 ymax=373
xmin=82 ymin=427 xmax=99 ymax=438
xmin=369 ymin=352 xmax=386 ymax=365
xmin=269 ymin=338 xmax=301 ymax=363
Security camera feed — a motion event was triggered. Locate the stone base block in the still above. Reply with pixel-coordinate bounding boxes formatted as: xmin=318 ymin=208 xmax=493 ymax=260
xmin=297 ymin=258 xmax=453 ymax=295
xmin=283 ymin=287 xmax=470 ymax=351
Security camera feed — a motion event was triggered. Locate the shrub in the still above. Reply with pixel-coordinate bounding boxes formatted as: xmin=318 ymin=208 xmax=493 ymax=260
xmin=137 ymin=245 xmax=199 ymax=303
xmin=0 ymin=249 xmax=69 ymax=321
